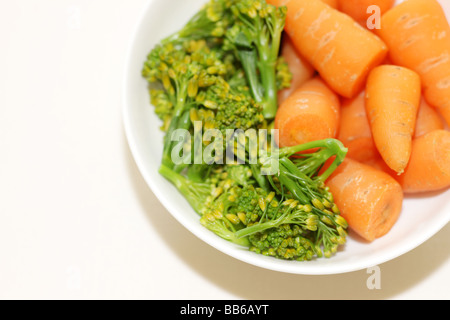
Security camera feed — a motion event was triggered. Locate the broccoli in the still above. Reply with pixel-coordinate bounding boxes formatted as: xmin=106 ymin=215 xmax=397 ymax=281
xmin=159 ymin=137 xmax=349 ymax=260
xmin=191 ymin=77 xmax=265 ymax=135
xmin=249 ymin=224 xmax=316 ymax=261
xmin=143 ymin=37 xmax=268 ymax=169
xmin=233 ymin=138 xmax=349 ymax=258
xmin=160 ymin=163 xmax=256 ymax=247
xmin=199 ymin=182 xmax=257 ymax=248
xmin=143 ymin=39 xmax=232 ymax=168
xmin=224 ymin=0 xmax=289 ymax=119
xmin=158 ymin=0 xmax=290 ymax=120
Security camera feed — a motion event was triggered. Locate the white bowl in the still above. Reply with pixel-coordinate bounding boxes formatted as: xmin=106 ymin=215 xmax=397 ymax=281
xmin=123 ymin=0 xmax=450 ymax=275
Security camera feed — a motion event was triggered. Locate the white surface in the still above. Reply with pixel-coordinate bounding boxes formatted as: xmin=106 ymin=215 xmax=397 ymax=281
xmin=0 ymin=0 xmax=449 ymax=299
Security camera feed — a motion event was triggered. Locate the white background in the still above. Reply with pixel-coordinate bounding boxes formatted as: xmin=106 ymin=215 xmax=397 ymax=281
xmin=0 ymin=0 xmax=449 ymax=300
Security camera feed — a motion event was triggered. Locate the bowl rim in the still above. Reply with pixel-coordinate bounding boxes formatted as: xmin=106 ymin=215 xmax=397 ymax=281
xmin=122 ymin=0 xmax=450 ymax=275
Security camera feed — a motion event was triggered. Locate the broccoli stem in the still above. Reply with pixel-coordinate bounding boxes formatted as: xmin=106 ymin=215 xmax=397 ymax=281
xmin=257 ymin=6 xmax=285 ymax=119
xmin=187 ymin=164 xmax=212 ymax=183
xmin=277 ymin=139 xmax=348 ymax=182
xmin=228 ymin=2 xmax=286 ymax=120
xmin=203 ymin=218 xmax=251 ymax=247
xmin=235 ymin=204 xmax=304 ymax=239
xmin=259 ymin=58 xmax=278 ymax=119
xmin=159 ymin=164 xmax=184 ymax=191
xmin=256 ymin=27 xmax=282 ymax=120
xmin=250 ymin=163 xmax=270 ymax=192
xmin=236 ymin=33 xmax=281 ymax=120
xmin=159 ymin=164 xmax=211 ymax=214
xmin=162 ymin=83 xmax=189 ymax=168
xmin=236 ymin=219 xmax=279 ymax=239
xmin=238 ymin=49 xmax=264 ymax=104
xmin=277 ymin=162 xmax=311 ymax=205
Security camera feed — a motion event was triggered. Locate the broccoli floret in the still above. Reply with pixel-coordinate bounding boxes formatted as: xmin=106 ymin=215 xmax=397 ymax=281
xmin=232 ymin=138 xmax=350 ymax=258
xmin=143 ymin=39 xmax=232 ymax=168
xmin=236 ymin=196 xmax=348 ymax=259
xmin=249 ymin=224 xmax=316 ymax=261
xmin=200 ymin=181 xmax=279 ymax=248
xmin=149 ymin=89 xmax=173 ymax=121
xmin=200 ymin=211 xmax=251 ymax=247
xmin=224 ymin=0 xmax=288 ymax=119
xmin=193 ymin=77 xmax=265 ymax=134
xmin=225 ymin=164 xmax=253 ymax=186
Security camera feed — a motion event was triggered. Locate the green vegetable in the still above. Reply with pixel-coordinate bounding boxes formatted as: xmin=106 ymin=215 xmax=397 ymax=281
xmin=193 ymin=77 xmax=265 ymax=135
xmin=235 ymin=139 xmax=349 ymax=258
xmin=158 ymin=139 xmax=349 ymax=261
xmin=249 ymin=225 xmax=316 ymax=261
xmin=142 ymin=0 xmax=349 ymax=261
xmin=143 ymin=39 xmax=231 ymax=168
xmin=156 ymin=0 xmax=290 ymax=120
xmin=224 ymin=0 xmax=289 ymax=119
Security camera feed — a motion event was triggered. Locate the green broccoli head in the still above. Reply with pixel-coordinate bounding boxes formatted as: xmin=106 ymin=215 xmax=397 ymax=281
xmin=249 ymin=224 xmax=316 ymax=261
xmin=143 ymin=39 xmax=241 ymax=168
xmin=191 ymin=77 xmax=265 ymax=135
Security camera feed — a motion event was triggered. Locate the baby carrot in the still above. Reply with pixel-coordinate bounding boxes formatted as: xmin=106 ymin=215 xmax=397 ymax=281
xmin=396 ymin=130 xmax=450 ymax=194
xmin=414 ymin=98 xmax=445 ymax=138
xmin=267 ymin=0 xmax=388 ymax=98
xmin=375 ymin=0 xmax=450 ymax=127
xmin=325 ymin=158 xmax=404 ymax=242
xmin=277 ymin=35 xmax=316 ymax=107
xmin=338 ymin=91 xmax=379 ymax=163
xmin=337 ymin=0 xmax=395 ymax=27
xmin=365 ymin=65 xmax=421 ymax=174
xmin=366 ymin=98 xmax=445 ymax=172
xmin=275 ymin=77 xmax=340 ymax=147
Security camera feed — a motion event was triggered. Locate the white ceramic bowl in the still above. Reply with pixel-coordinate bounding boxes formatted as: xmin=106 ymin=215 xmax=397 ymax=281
xmin=123 ymin=0 xmax=450 ymax=275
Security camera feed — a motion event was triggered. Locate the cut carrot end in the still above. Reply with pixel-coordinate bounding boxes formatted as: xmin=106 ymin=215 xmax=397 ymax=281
xmin=326 ymin=158 xmax=404 ymax=242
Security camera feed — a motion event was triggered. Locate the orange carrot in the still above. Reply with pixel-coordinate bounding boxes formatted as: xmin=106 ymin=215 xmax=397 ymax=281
xmin=320 ymin=0 xmax=338 ymax=9
xmin=267 ymin=0 xmax=388 ymax=98
xmin=396 ymin=130 xmax=450 ymax=194
xmin=278 ymin=35 xmax=316 ymax=107
xmin=337 ymin=0 xmax=395 ymax=27
xmin=325 ymin=158 xmax=404 ymax=242
xmin=275 ymin=77 xmax=340 ymax=147
xmin=365 ymin=98 xmax=445 ymax=172
xmin=414 ymin=98 xmax=445 ymax=138
xmin=338 ymin=91 xmax=380 ymax=163
xmin=365 ymin=65 xmax=422 ymax=174
xmin=364 ymin=155 xmax=394 ymax=174
xmin=375 ymin=0 xmax=450 ymax=127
